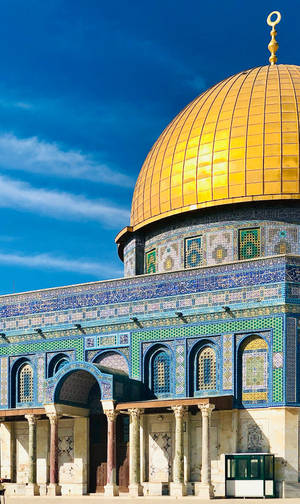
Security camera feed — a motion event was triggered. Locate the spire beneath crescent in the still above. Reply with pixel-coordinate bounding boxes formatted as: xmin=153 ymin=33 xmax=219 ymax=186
xmin=267 ymin=11 xmax=281 ymax=65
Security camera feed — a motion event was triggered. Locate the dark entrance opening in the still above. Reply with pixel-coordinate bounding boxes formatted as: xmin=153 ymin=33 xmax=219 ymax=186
xmin=89 ymin=412 xmax=130 ymax=493
xmin=89 ymin=413 xmax=107 ymax=493
xmin=116 ymin=414 xmax=130 ymax=492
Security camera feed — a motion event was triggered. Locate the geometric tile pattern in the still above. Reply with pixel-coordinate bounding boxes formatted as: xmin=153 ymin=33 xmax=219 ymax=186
xmin=132 ymin=314 xmax=284 ymax=405
xmin=0 ymin=357 xmax=8 ymax=406
xmin=175 ymin=342 xmax=185 ymax=395
xmin=286 ymin=317 xmax=297 ymax=403
xmin=95 ymin=351 xmax=129 ymax=374
xmin=242 ymin=336 xmax=268 ymax=403
xmin=0 ymin=256 xmax=294 ymax=327
xmin=239 ymin=228 xmax=261 ymax=260
xmin=222 ymin=334 xmax=233 ymax=390
xmin=184 ymin=236 xmax=203 ymax=269
xmin=158 ymin=242 xmax=181 ymax=273
xmin=145 ymin=249 xmax=156 ymax=274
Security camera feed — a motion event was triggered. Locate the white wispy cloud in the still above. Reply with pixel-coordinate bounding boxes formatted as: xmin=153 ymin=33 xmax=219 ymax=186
xmin=0 ymin=133 xmax=133 ymax=187
xmin=0 ymin=251 xmax=122 ymax=278
xmin=0 ymin=175 xmax=130 ymax=227
xmin=0 ymin=98 xmax=33 ymax=110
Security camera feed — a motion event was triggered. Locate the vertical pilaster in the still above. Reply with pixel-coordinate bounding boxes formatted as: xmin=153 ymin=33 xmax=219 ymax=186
xmin=231 ymin=409 xmax=239 ymax=453
xmin=129 ymin=408 xmax=143 ymax=496
xmin=183 ymin=408 xmax=190 ymax=484
xmin=46 ymin=413 xmax=60 ymax=496
xmin=140 ymin=412 xmax=146 ymax=484
xmin=24 ymin=414 xmax=39 ymax=495
xmin=195 ymin=403 xmax=215 ymax=498
xmin=0 ymin=421 xmax=15 ymax=481
xmin=104 ymin=409 xmax=119 ymax=496
xmin=170 ymin=405 xmax=187 ymax=496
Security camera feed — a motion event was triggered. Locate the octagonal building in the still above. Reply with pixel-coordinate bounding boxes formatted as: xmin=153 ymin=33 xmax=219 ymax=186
xmin=0 ymin=19 xmax=299 ymax=500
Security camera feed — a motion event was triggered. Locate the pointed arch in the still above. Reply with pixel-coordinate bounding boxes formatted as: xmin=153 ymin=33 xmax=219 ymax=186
xmin=238 ymin=334 xmax=269 ymax=405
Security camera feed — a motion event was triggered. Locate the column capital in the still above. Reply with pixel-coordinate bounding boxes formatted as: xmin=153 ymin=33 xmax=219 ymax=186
xmin=47 ymin=413 xmax=59 ymax=426
xmin=25 ymin=414 xmax=37 ymax=426
xmin=104 ymin=409 xmax=118 ymax=422
xmin=128 ymin=408 xmax=144 ymax=418
xmin=198 ymin=403 xmax=215 ymax=418
xmin=171 ymin=405 xmax=187 ymax=418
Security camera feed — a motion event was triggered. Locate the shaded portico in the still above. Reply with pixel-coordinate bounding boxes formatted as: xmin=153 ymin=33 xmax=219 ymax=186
xmin=116 ymin=396 xmax=233 ymax=498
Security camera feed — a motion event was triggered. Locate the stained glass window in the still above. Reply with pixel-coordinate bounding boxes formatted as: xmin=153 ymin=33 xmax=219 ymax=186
xmin=242 ymin=336 xmax=268 ymax=403
xmin=145 ymin=249 xmax=156 ymax=274
xmin=239 ymin=228 xmax=261 ymax=260
xmin=18 ymin=364 xmax=33 ymax=403
xmin=197 ymin=347 xmax=216 ymax=390
xmin=185 ymin=236 xmax=203 ymax=269
xmin=152 ymin=350 xmax=171 ymax=394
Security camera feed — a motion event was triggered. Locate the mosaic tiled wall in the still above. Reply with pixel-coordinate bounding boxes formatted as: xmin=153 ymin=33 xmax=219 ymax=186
xmin=222 ymin=334 xmax=233 ymax=390
xmin=0 ymin=255 xmax=290 ymax=342
xmin=132 ymin=220 xmax=299 ymax=275
xmin=95 ymin=351 xmax=129 ymax=374
xmin=0 ymin=251 xmax=297 ymax=410
xmin=184 ymin=236 xmax=204 ymax=269
xmin=239 ymin=228 xmax=261 ymax=260
xmin=136 ymin=314 xmax=285 ymax=406
xmin=286 ymin=316 xmax=297 ymax=403
xmin=145 ymin=249 xmax=156 ymax=274
xmin=241 ymin=336 xmax=268 ymax=403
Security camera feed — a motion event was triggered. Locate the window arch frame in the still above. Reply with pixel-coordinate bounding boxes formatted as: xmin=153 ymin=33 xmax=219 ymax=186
xmin=48 ymin=353 xmax=70 ymax=378
xmin=144 ymin=344 xmax=174 ymax=398
xmin=17 ymin=361 xmax=34 ymax=406
xmin=188 ymin=339 xmax=219 ymax=397
xmin=195 ymin=345 xmax=217 ymax=393
xmin=236 ymin=333 xmax=270 ymax=406
xmin=10 ymin=357 xmax=35 ymax=408
xmin=91 ymin=349 xmax=129 ymax=375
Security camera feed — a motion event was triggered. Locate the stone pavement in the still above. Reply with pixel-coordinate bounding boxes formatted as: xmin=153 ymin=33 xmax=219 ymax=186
xmin=4 ymin=498 xmax=300 ymax=504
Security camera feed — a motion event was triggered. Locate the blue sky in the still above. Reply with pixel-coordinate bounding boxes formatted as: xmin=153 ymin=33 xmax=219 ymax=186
xmin=0 ymin=0 xmax=297 ymax=294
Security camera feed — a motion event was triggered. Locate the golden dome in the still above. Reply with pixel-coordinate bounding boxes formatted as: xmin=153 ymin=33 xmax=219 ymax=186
xmin=130 ymin=64 xmax=300 ymax=231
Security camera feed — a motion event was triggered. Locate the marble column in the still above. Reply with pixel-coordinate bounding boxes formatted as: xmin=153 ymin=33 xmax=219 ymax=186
xmin=129 ymin=408 xmax=143 ymax=496
xmin=104 ymin=409 xmax=119 ymax=496
xmin=170 ymin=405 xmax=187 ymax=497
xmin=195 ymin=403 xmax=215 ymax=498
xmin=24 ymin=414 xmax=39 ymax=495
xmin=47 ymin=413 xmax=60 ymax=496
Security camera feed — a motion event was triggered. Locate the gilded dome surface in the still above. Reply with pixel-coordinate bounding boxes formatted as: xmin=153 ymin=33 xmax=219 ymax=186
xmin=131 ymin=64 xmax=300 ymax=230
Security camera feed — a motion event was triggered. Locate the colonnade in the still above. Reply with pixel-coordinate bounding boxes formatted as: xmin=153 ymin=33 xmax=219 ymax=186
xmin=3 ymin=402 xmax=216 ymax=497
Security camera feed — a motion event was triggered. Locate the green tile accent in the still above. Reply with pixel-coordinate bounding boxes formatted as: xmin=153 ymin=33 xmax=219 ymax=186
xmin=131 ymin=315 xmax=283 ymax=402
xmin=145 ymin=249 xmax=156 ymax=274
xmin=0 ymin=338 xmax=84 ymax=361
xmin=273 ymin=368 xmax=283 ymax=402
xmin=239 ymin=228 xmax=261 ymax=260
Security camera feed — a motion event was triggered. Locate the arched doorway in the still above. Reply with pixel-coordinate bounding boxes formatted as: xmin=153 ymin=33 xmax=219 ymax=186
xmin=54 ymin=368 xmax=108 ymax=494
xmin=51 ymin=365 xmax=129 ymax=493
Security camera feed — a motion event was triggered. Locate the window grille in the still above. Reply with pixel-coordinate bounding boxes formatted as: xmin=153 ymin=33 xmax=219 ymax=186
xmin=152 ymin=351 xmax=171 ymax=394
xmin=239 ymin=228 xmax=261 ymax=260
xmin=18 ymin=364 xmax=33 ymax=403
xmin=145 ymin=249 xmax=156 ymax=274
xmin=184 ymin=236 xmax=203 ymax=269
xmin=197 ymin=347 xmax=216 ymax=390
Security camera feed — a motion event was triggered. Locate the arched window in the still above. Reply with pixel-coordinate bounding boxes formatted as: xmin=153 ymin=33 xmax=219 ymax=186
xmin=240 ymin=335 xmax=268 ymax=404
xmin=48 ymin=353 xmax=70 ymax=377
xmin=197 ymin=347 xmax=216 ymax=391
xmin=18 ymin=363 xmax=33 ymax=404
xmin=152 ymin=350 xmax=171 ymax=395
xmin=53 ymin=357 xmax=68 ymax=374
